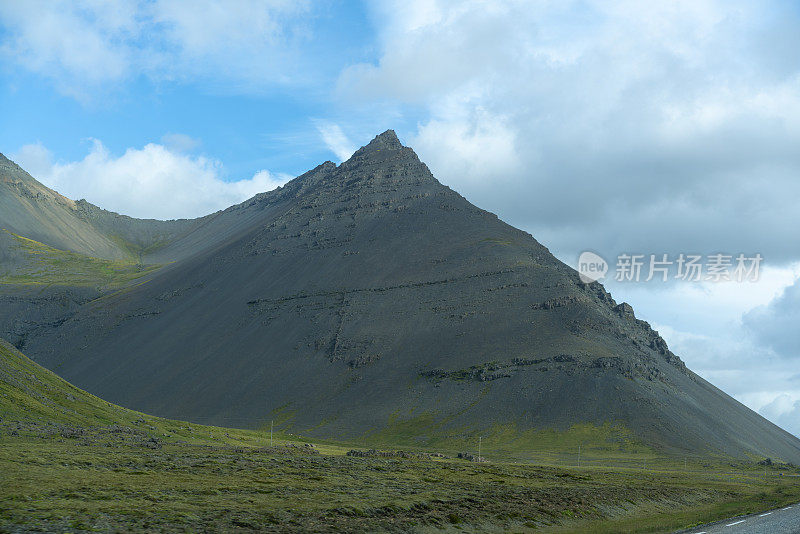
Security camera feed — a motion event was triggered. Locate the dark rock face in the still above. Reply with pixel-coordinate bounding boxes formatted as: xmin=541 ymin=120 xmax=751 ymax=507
xmin=0 ymin=285 xmax=98 ymax=351
xmin=3 ymin=132 xmax=800 ymax=461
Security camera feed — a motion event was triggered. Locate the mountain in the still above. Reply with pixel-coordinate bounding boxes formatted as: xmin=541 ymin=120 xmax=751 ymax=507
xmin=2 ymin=131 xmax=800 ymax=461
xmin=0 ymin=151 xmax=327 ymax=266
xmin=0 ymin=153 xmax=197 ymax=262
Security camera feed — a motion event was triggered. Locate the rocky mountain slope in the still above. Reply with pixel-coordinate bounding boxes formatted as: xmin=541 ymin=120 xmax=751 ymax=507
xmin=2 ymin=132 xmax=800 ymax=461
xmin=0 ymin=153 xmax=197 ymax=262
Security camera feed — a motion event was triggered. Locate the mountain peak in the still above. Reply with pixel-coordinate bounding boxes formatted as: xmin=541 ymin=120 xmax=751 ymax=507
xmin=350 ymin=130 xmax=404 ymax=157
xmin=341 ymin=130 xmax=421 ymax=173
xmin=336 ymin=129 xmax=437 ymax=189
xmin=369 ymin=129 xmax=402 ymax=148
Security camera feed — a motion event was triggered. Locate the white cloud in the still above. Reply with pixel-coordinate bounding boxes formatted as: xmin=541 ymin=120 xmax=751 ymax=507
xmin=11 ymin=142 xmax=55 ymax=181
xmin=11 ymin=140 xmax=291 ymax=220
xmin=315 ymin=121 xmax=356 ymax=162
xmin=161 ymin=133 xmax=201 ymax=153
xmin=339 ymin=0 xmax=800 ymax=265
xmin=0 ymin=0 xmax=134 ymax=98
xmin=0 ymin=0 xmax=314 ymax=98
xmin=413 ymin=105 xmax=523 ymax=185
xmin=603 ymin=263 xmax=799 ymax=336
xmin=744 ymin=276 xmax=800 ymax=359
xmin=758 ymin=394 xmax=800 ymax=437
xmin=149 ymin=0 xmax=312 ymax=86
xmin=760 ymin=394 xmax=799 ymax=419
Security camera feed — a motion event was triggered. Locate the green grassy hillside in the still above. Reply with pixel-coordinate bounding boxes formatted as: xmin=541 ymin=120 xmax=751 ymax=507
xmin=1 ymin=336 xmax=122 ymax=425
xmin=0 ymin=230 xmax=160 ymax=287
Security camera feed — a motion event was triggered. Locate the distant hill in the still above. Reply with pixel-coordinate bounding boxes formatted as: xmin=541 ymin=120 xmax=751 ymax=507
xmin=2 ymin=132 xmax=800 ymax=461
xmin=0 ymin=151 xmax=315 ymax=265
xmin=0 ymin=153 xmax=197 ymax=262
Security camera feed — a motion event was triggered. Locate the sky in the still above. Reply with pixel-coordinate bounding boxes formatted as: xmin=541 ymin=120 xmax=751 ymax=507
xmin=2 ymin=1 xmax=800 ymax=435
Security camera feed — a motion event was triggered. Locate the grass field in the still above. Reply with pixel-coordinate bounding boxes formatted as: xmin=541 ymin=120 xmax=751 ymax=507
xmin=0 ymin=230 xmax=160 ymax=287
xmin=3 ymin=340 xmax=800 ymax=532
xmin=3 ymin=427 xmax=800 ymax=533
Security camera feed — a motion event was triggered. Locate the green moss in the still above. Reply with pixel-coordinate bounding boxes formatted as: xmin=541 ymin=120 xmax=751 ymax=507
xmin=357 ymin=412 xmax=652 ymax=462
xmin=0 ymin=231 xmax=161 ymax=287
xmin=106 ymin=234 xmax=172 ymax=262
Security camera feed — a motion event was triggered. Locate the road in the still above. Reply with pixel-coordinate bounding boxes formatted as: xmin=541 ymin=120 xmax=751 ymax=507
xmin=683 ymin=503 xmax=800 ymax=533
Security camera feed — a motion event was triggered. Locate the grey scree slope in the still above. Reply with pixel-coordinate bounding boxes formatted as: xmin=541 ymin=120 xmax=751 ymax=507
xmin=4 ymin=131 xmax=800 ymax=461
xmin=0 ymin=153 xmax=196 ymax=262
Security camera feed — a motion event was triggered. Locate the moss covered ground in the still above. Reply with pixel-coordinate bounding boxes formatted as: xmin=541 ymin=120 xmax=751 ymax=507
xmin=0 ymin=231 xmax=160 ymax=287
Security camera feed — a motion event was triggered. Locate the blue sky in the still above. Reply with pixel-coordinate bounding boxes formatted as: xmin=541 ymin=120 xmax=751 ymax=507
xmin=2 ymin=0 xmax=800 ymax=435
xmin=0 ymin=1 xmax=381 ymax=178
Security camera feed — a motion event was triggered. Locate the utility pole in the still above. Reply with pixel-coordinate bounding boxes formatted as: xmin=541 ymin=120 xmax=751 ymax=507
xmin=577 ymin=444 xmax=581 ymax=468
xmin=270 ymin=420 xmax=273 ymax=447
xmin=478 ymin=436 xmax=482 ymax=462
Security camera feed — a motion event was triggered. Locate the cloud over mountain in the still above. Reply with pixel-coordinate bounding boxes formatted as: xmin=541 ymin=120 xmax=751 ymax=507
xmin=12 ymin=140 xmax=290 ymax=220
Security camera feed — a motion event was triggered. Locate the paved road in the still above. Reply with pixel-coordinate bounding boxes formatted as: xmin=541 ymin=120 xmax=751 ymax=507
xmin=683 ymin=503 xmax=800 ymax=533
